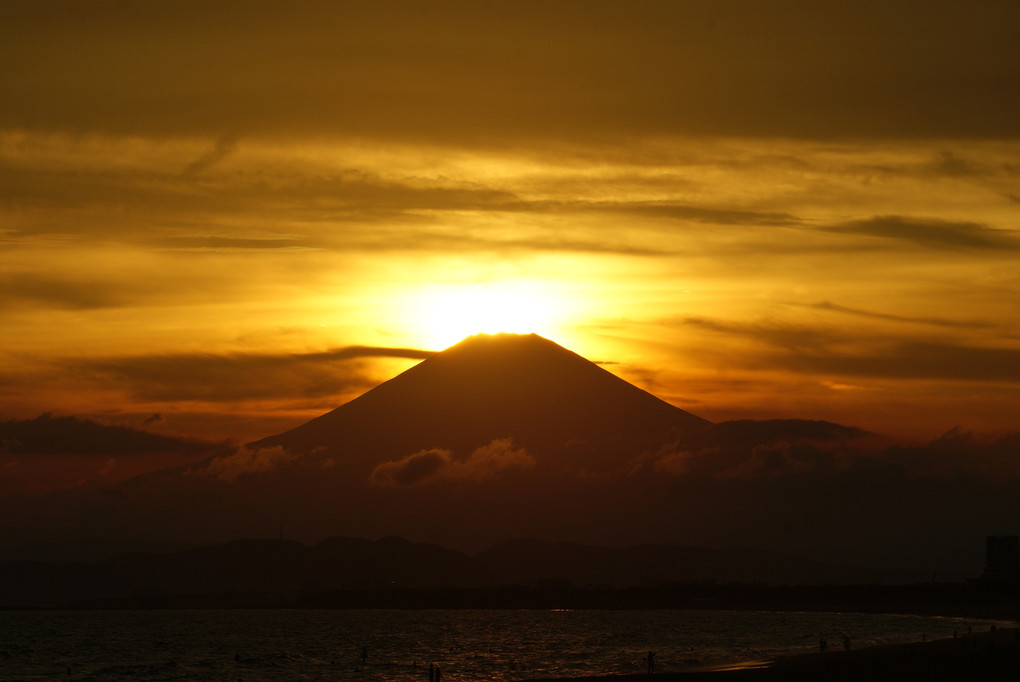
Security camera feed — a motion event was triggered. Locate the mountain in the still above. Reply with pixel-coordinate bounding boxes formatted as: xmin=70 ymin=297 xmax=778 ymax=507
xmin=0 ymin=536 xmax=491 ymax=607
xmin=1 ymin=333 xmax=1016 ymax=575
xmin=0 ymin=413 xmax=214 ymax=456
xmin=0 ymin=414 xmax=222 ymax=493
xmin=0 ymin=535 xmax=964 ymax=608
xmin=251 ymin=333 xmax=710 ymax=476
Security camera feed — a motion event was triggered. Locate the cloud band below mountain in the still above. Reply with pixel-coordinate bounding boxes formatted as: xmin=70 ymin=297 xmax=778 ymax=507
xmin=369 ymin=438 xmax=534 ymax=488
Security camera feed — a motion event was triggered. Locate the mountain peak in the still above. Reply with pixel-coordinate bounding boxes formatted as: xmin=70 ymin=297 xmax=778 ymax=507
xmin=253 ymin=334 xmax=708 ymax=476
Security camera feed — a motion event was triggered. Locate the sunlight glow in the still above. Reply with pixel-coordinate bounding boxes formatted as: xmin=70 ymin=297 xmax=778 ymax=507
xmin=409 ymin=281 xmax=571 ymax=350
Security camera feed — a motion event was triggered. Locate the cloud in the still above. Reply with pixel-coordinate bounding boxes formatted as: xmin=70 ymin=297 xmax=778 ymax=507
xmin=369 ymin=447 xmax=452 ymax=488
xmin=652 ymin=447 xmax=696 ymax=477
xmin=671 ymin=314 xmax=835 ymax=354
xmin=191 ymin=444 xmax=297 ymax=483
xmin=668 ymin=313 xmax=1020 ymax=384
xmin=715 ymin=441 xmax=813 ymax=480
xmin=593 ymin=202 xmax=799 ymax=227
xmin=824 ymin=216 xmax=1020 ymax=251
xmin=182 ymin=135 xmax=238 ymax=177
xmin=71 ymin=346 xmax=434 ymax=402
xmin=2 ymin=1 xmax=1018 ymax=142
xmin=0 ymin=273 xmax=131 ymax=310
xmin=141 ymin=413 xmax=163 ymax=427
xmin=369 ymin=438 xmax=534 ymax=488
xmin=810 ymin=300 xmax=997 ymax=331
xmin=781 ymin=342 xmax=1020 ymax=383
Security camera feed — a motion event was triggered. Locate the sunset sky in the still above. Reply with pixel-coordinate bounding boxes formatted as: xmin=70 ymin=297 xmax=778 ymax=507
xmin=3 ymin=0 xmax=1019 ymax=443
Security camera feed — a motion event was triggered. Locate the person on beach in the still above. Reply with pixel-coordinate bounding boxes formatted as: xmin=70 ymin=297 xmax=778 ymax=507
xmin=819 ymin=635 xmax=827 ymax=653
xmin=843 ymin=635 xmax=850 ymax=652
xmin=646 ymin=650 xmax=655 ymax=674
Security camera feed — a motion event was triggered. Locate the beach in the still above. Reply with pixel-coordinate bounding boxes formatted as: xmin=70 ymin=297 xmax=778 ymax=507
xmin=528 ymin=627 xmax=1020 ymax=681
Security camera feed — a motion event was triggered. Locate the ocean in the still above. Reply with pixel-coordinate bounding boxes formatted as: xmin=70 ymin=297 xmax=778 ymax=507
xmin=0 ymin=608 xmax=1006 ymax=681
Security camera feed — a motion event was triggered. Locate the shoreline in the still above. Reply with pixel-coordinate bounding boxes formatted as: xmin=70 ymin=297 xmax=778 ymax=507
xmin=525 ymin=627 xmax=1020 ymax=681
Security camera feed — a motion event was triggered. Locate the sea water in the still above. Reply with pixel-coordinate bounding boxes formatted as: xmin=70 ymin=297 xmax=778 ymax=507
xmin=0 ymin=608 xmax=1006 ymax=681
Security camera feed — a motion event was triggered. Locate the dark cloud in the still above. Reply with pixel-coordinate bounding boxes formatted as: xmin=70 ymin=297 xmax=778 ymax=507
xmin=644 ymin=419 xmax=873 ymax=481
xmin=810 ymin=300 xmax=997 ymax=331
xmin=191 ymin=444 xmax=297 ymax=482
xmin=782 ymin=341 xmax=1020 ymax=383
xmin=0 ymin=273 xmax=130 ymax=310
xmin=716 ymin=441 xmax=814 ymax=480
xmin=825 ymin=216 xmax=1020 ymax=251
xmin=885 ymin=428 xmax=1020 ymax=480
xmin=70 ymin=346 xmax=434 ymax=402
xmin=2 ymin=1 xmax=1017 ymax=142
xmin=595 ymin=202 xmax=799 ymax=227
xmin=672 ymin=315 xmax=834 ymax=354
xmin=141 ymin=413 xmax=163 ymax=427
xmin=182 ymin=135 xmax=238 ymax=178
xmin=369 ymin=447 xmax=452 ymax=488
xmin=0 ymin=159 xmax=522 ymax=239
xmin=369 ymin=438 xmax=534 ymax=488
xmin=671 ymin=314 xmax=1020 ymax=384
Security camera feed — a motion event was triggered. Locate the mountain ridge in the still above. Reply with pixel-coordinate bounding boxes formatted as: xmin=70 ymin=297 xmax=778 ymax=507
xmin=0 ymin=534 xmax=963 ymax=608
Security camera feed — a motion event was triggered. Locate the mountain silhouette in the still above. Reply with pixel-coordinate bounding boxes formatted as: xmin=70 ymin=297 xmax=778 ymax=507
xmin=252 ymin=333 xmax=710 ymax=477
xmin=3 ymin=333 xmax=1015 ymax=575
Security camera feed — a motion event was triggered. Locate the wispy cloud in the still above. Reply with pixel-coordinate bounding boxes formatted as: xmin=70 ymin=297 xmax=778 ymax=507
xmin=182 ymin=135 xmax=238 ymax=177
xmin=824 ymin=216 xmax=1020 ymax=251
xmin=810 ymin=300 xmax=998 ymax=331
xmin=70 ymin=346 xmax=433 ymax=402
xmin=781 ymin=341 xmax=1020 ymax=383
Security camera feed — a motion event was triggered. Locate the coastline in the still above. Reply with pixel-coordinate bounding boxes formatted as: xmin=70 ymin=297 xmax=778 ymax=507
xmin=525 ymin=627 xmax=1020 ymax=681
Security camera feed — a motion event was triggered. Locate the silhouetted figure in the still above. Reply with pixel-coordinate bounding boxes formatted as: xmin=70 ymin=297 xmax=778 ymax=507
xmin=954 ymin=629 xmax=958 ymax=640
xmin=436 ymin=665 xmax=442 ymax=682
xmin=819 ymin=635 xmax=827 ymax=653
xmin=429 ymin=662 xmax=435 ymax=682
xmin=647 ymin=651 xmax=655 ymax=674
xmin=362 ymin=647 xmax=368 ymax=663
xmin=843 ymin=635 xmax=850 ymax=652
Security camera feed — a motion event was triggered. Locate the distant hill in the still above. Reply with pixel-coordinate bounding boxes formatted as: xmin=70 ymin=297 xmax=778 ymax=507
xmin=0 ymin=414 xmax=222 ymax=493
xmin=0 ymin=535 xmax=964 ymax=608
xmin=0 ymin=413 xmax=215 ymax=456
xmin=0 ymin=536 xmax=491 ymax=607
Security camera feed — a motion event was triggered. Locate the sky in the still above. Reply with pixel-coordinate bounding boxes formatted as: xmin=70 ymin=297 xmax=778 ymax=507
xmin=2 ymin=0 xmax=1019 ymax=444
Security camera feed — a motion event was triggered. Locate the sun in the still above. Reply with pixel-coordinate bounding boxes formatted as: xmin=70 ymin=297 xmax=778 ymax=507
xmin=409 ymin=281 xmax=569 ymax=350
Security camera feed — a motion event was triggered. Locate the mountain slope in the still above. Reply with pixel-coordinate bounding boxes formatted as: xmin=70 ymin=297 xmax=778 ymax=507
xmin=252 ymin=333 xmax=709 ymax=476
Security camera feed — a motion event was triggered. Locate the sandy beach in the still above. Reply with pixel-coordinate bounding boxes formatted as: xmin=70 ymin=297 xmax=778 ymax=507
xmin=527 ymin=627 xmax=1020 ymax=681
